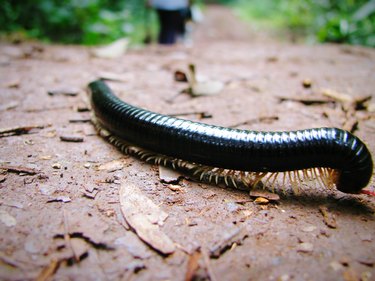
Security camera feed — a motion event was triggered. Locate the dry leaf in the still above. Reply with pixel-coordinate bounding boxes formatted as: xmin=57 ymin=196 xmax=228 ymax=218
xmin=319 ymin=206 xmax=337 ymax=229
xmin=91 ymin=38 xmax=129 ymax=59
xmin=159 ymin=165 xmax=182 ymax=183
xmin=322 ymin=89 xmax=353 ymax=103
xmin=249 ymin=190 xmax=280 ymax=201
xmin=119 ymin=183 xmax=175 ymax=255
xmin=209 ymin=227 xmax=248 ymax=258
xmin=297 ymin=242 xmax=314 ymax=253
xmin=254 ymin=197 xmax=269 ymax=205
xmin=97 ymin=159 xmax=124 ymax=172
xmin=185 ymin=249 xmax=201 ymax=281
xmin=191 ymin=80 xmax=224 ymax=96
xmin=187 ymin=64 xmax=223 ymax=96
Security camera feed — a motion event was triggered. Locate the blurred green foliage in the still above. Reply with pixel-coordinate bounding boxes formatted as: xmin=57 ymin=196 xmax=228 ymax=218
xmin=234 ymin=0 xmax=375 ymax=47
xmin=1 ymin=0 xmax=374 ymax=47
xmin=0 ymin=0 xmax=157 ymax=45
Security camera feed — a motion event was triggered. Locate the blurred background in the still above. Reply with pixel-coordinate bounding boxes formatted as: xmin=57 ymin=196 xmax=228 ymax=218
xmin=1 ymin=0 xmax=374 ymax=47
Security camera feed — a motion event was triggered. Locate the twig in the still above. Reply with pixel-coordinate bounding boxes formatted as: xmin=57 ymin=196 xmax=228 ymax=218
xmin=201 ymin=247 xmax=218 ymax=281
xmin=185 ymin=249 xmax=202 ymax=281
xmin=63 ymin=209 xmax=79 ymax=262
xmin=0 ymin=164 xmax=40 ymax=175
xmin=277 ymin=96 xmax=333 ymax=106
xmin=69 ymin=118 xmax=91 ymax=123
xmin=59 ymin=135 xmax=84 ymax=142
xmin=0 ymin=124 xmax=49 ymax=138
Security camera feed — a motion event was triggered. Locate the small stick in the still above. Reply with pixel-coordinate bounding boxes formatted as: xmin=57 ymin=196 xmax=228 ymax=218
xmin=60 ymin=135 xmax=84 ymax=142
xmin=0 ymin=164 xmax=40 ymax=175
xmin=0 ymin=124 xmax=49 ymax=138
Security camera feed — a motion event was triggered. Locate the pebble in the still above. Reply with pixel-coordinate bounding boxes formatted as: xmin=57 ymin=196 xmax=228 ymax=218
xmin=0 ymin=209 xmax=17 ymax=227
xmin=297 ymin=242 xmax=313 ymax=253
xmin=52 ymin=163 xmax=62 ymax=169
xmin=302 ymin=225 xmax=317 ymax=232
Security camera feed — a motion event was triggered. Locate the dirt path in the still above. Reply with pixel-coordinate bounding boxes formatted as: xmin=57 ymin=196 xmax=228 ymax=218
xmin=1 ymin=5 xmax=375 ymax=281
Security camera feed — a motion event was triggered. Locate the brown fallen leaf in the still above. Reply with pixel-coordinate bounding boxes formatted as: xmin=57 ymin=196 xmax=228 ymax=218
xmin=278 ymin=95 xmax=333 ymax=106
xmin=167 ymin=184 xmax=184 ymax=192
xmin=249 ymin=190 xmax=280 ymax=201
xmin=319 ymin=206 xmax=337 ymax=229
xmin=185 ymin=249 xmax=202 ymax=281
xmin=322 ymin=89 xmax=353 ymax=103
xmin=97 ymin=159 xmax=125 ymax=172
xmin=91 ymin=38 xmax=129 ymax=59
xmin=254 ymin=197 xmax=270 ymax=205
xmin=0 ymin=164 xmax=40 ymax=175
xmin=209 ymin=227 xmax=248 ymax=258
xmin=0 ymin=124 xmax=49 ymax=138
xmin=187 ymin=64 xmax=224 ymax=96
xmin=119 ymin=182 xmax=175 ymax=255
xmin=159 ymin=165 xmax=183 ymax=183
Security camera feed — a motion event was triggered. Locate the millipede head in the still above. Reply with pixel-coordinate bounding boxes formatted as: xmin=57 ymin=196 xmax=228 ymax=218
xmin=335 ymin=168 xmax=372 ymax=194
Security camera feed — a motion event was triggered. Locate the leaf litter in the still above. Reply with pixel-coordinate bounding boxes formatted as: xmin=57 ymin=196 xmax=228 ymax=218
xmin=119 ymin=182 xmax=175 ymax=255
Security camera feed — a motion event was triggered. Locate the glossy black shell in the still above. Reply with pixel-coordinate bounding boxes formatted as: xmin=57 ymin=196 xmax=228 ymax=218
xmin=89 ymin=80 xmax=373 ymax=193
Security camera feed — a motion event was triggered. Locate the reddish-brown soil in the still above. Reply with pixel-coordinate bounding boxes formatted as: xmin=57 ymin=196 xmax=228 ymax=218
xmin=0 ymin=5 xmax=374 ymax=281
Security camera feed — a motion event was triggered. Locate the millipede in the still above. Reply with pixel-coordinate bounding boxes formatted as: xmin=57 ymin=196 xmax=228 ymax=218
xmin=88 ymin=79 xmax=373 ymax=194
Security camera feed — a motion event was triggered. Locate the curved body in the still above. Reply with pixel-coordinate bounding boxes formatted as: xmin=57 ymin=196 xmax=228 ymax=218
xmin=89 ymin=80 xmax=373 ymax=193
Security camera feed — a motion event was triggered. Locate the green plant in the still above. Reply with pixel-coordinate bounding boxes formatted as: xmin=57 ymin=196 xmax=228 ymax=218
xmin=0 ymin=0 xmax=157 ymax=45
xmin=233 ymin=0 xmax=375 ymax=47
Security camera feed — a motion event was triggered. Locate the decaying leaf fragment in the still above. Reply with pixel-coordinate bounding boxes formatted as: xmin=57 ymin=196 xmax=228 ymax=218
xmin=187 ymin=64 xmax=224 ymax=96
xmin=119 ymin=183 xmax=175 ymax=255
xmin=91 ymin=38 xmax=129 ymax=59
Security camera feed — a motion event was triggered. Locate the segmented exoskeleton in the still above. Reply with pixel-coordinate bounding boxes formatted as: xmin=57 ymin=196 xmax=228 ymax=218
xmin=89 ymin=80 xmax=373 ymax=194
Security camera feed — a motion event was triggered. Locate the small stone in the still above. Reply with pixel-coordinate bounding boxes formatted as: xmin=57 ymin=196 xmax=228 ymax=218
xmin=297 ymin=242 xmax=313 ymax=253
xmin=52 ymin=163 xmax=62 ymax=169
xmin=302 ymin=78 xmax=312 ymax=88
xmin=39 ymin=155 xmax=52 ymax=160
xmin=56 ymin=196 xmax=71 ymax=203
xmin=98 ymin=159 xmax=124 ymax=172
xmin=39 ymin=184 xmax=57 ymax=196
xmin=254 ymin=197 xmax=269 ymax=205
xmin=278 ymin=274 xmax=290 ymax=281
xmin=330 ymin=261 xmax=344 ymax=271
xmin=302 ymin=225 xmax=317 ymax=232
xmin=83 ymin=163 xmax=91 ymax=169
xmin=167 ymin=184 xmax=184 ymax=192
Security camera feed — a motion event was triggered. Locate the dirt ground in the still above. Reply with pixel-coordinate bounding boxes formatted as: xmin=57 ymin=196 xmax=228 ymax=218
xmin=1 ymin=5 xmax=375 ymax=281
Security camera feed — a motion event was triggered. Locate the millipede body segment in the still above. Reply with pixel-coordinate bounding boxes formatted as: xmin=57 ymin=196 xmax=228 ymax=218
xmin=89 ymin=80 xmax=373 ymax=194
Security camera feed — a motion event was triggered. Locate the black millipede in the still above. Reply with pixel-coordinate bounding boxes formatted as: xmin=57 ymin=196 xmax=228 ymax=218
xmin=88 ymin=79 xmax=373 ymax=194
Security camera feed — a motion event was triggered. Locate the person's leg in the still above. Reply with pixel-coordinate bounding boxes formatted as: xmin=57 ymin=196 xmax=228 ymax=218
xmin=157 ymin=9 xmax=178 ymax=45
xmin=177 ymin=8 xmax=189 ymax=37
